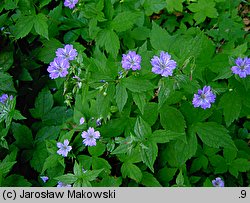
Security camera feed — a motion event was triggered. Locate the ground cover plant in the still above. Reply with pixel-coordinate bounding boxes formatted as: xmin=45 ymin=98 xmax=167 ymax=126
xmin=0 ymin=0 xmax=249 ymax=187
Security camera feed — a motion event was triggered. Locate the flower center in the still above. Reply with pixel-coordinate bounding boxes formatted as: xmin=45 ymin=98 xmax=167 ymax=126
xmin=201 ymin=94 xmax=206 ymax=99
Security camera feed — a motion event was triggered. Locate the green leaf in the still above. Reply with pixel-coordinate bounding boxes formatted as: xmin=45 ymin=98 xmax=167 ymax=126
xmin=55 ymin=174 xmax=77 ymax=184
xmin=140 ymin=141 xmax=158 ymax=172
xmin=132 ymin=92 xmax=146 ymax=114
xmin=13 ymin=15 xmax=34 ymax=39
xmin=0 ymin=51 xmax=13 ymax=72
xmin=141 ymin=103 xmax=158 ymax=126
xmin=2 ymin=175 xmax=32 ymax=187
xmin=115 ymin=83 xmax=128 ymax=112
xmin=229 ymin=158 xmax=250 ymax=178
xmin=122 ymin=76 xmax=155 ymax=93
xmin=151 ymin=130 xmax=185 ymax=143
xmin=35 ymin=126 xmax=61 ymax=142
xmin=158 ymin=78 xmax=173 ymax=110
xmin=34 ymin=13 xmax=48 ymax=39
xmin=162 ymin=130 xmax=197 ymax=167
xmin=42 ymin=154 xmax=61 ymax=174
xmin=29 ymin=88 xmax=54 ymax=119
xmin=193 ymin=122 xmax=236 ymax=149
xmin=190 ymin=155 xmax=208 ymax=173
xmin=39 ymin=0 xmax=53 ymax=8
xmin=219 ymin=91 xmax=242 ymax=127
xmin=209 ymin=155 xmax=228 ymax=173
xmin=37 ymin=38 xmax=62 ymax=63
xmin=92 ymin=157 xmax=111 ymax=173
xmin=12 ymin=110 xmax=26 ymax=120
xmin=0 ymin=72 xmax=16 ymax=92
xmin=188 ymin=0 xmax=218 ymax=24
xmin=140 ymin=171 xmax=161 ymax=187
xmin=11 ymin=123 xmax=33 ymax=149
xmin=96 ymin=29 xmax=120 ymax=57
xmin=111 ymin=11 xmax=139 ymax=32
xmin=0 ymin=161 xmax=16 ymax=177
xmin=160 ymin=106 xmax=186 ymax=133
xmin=121 ymin=162 xmax=142 ymax=183
xmin=150 ymin=21 xmax=174 ymax=52
xmin=176 ymin=170 xmax=184 ymax=186
xmin=82 ymin=169 xmax=103 ymax=182
xmin=166 ymin=0 xmax=185 ymax=12
xmin=30 ymin=142 xmax=48 ymax=172
xmin=223 ymin=148 xmax=237 ymax=164
xmin=0 ymin=12 xmax=9 ymax=27
xmin=134 ymin=117 xmax=152 ymax=139
xmin=143 ymin=0 xmax=167 ymax=16
xmin=88 ymin=142 xmax=106 ymax=157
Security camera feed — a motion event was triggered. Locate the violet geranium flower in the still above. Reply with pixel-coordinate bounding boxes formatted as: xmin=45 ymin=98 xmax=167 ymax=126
xmin=192 ymin=86 xmax=216 ymax=109
xmin=231 ymin=57 xmax=250 ymax=78
xmin=64 ymin=0 xmax=78 ymax=9
xmin=212 ymin=177 xmax=224 ymax=187
xmin=81 ymin=127 xmax=100 ymax=147
xmin=47 ymin=57 xmax=70 ymax=79
xmin=56 ymin=44 xmax=78 ymax=61
xmin=57 ymin=139 xmax=72 ymax=157
xmin=121 ymin=51 xmax=141 ymax=71
xmin=151 ymin=51 xmax=177 ymax=77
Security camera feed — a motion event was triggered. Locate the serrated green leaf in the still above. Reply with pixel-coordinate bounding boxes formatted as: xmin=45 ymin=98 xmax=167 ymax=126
xmin=223 ymin=148 xmax=237 ymax=164
xmin=219 ymin=91 xmax=242 ymax=127
xmin=92 ymin=157 xmax=111 ymax=173
xmin=162 ymin=129 xmax=197 ymax=168
xmin=13 ymin=15 xmax=34 ymax=39
xmin=121 ymin=162 xmax=142 ymax=183
xmin=209 ymin=155 xmax=228 ymax=173
xmin=42 ymin=154 xmax=61 ymax=174
xmin=55 ymin=173 xmax=77 ymax=184
xmin=188 ymin=0 xmax=218 ymax=24
xmin=122 ymin=76 xmax=155 ymax=93
xmin=132 ymin=92 xmax=146 ymax=114
xmin=176 ymin=170 xmax=184 ymax=186
xmin=82 ymin=169 xmax=103 ymax=182
xmin=143 ymin=0 xmax=167 ymax=16
xmin=140 ymin=171 xmax=161 ymax=187
xmin=140 ymin=141 xmax=158 ymax=172
xmin=115 ymin=83 xmax=128 ymax=112
xmin=2 ymin=175 xmax=32 ymax=187
xmin=231 ymin=158 xmax=250 ymax=173
xmin=151 ymin=130 xmax=185 ymax=143
xmin=111 ymin=11 xmax=139 ymax=32
xmin=134 ymin=117 xmax=152 ymax=139
xmin=34 ymin=13 xmax=48 ymax=39
xmin=96 ymin=29 xmax=120 ymax=57
xmin=150 ymin=21 xmax=174 ymax=51
xmin=166 ymin=0 xmax=185 ymax=12
xmin=0 ymin=51 xmax=13 ymax=72
xmin=37 ymin=38 xmax=62 ymax=63
xmin=0 ymin=72 xmax=16 ymax=92
xmin=88 ymin=142 xmax=106 ymax=157
xmin=194 ymin=122 xmax=236 ymax=149
xmin=29 ymin=88 xmax=53 ymax=119
xmin=11 ymin=123 xmax=33 ymax=149
xmin=160 ymin=105 xmax=186 ymax=133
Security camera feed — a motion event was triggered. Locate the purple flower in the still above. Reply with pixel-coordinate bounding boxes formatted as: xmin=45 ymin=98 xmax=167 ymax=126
xmin=212 ymin=177 xmax=224 ymax=187
xmin=192 ymin=86 xmax=216 ymax=109
xmin=0 ymin=94 xmax=13 ymax=104
xmin=57 ymin=139 xmax=72 ymax=157
xmin=47 ymin=57 xmax=70 ymax=79
xmin=96 ymin=118 xmax=102 ymax=126
xmin=64 ymin=0 xmax=78 ymax=9
xmin=231 ymin=57 xmax=250 ymax=78
xmin=81 ymin=127 xmax=100 ymax=147
xmin=40 ymin=176 xmax=49 ymax=183
xmin=79 ymin=117 xmax=85 ymax=125
xmin=121 ymin=51 xmax=141 ymax=71
xmin=151 ymin=51 xmax=177 ymax=77
xmin=56 ymin=44 xmax=78 ymax=61
xmin=57 ymin=181 xmax=72 ymax=187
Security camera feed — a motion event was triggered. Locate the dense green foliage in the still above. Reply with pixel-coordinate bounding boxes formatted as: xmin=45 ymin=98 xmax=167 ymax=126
xmin=0 ymin=0 xmax=249 ymax=187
